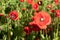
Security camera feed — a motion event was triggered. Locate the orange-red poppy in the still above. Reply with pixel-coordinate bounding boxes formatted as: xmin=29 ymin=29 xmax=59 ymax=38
xmin=29 ymin=11 xmax=51 ymax=29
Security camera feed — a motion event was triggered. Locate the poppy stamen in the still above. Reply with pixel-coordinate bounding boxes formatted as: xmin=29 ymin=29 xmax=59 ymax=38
xmin=40 ymin=18 xmax=44 ymax=22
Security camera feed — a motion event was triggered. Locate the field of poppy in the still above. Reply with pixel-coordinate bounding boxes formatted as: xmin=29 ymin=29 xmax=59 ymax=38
xmin=0 ymin=0 xmax=60 ymax=40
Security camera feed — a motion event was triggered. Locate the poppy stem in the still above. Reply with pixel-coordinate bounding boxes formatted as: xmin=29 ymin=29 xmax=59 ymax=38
xmin=7 ymin=30 xmax=11 ymax=40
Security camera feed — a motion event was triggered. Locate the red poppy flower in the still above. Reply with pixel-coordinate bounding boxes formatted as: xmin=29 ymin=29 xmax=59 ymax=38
xmin=30 ymin=24 xmax=41 ymax=32
xmin=33 ymin=11 xmax=51 ymax=25
xmin=20 ymin=0 xmax=24 ymax=2
xmin=54 ymin=0 xmax=59 ymax=5
xmin=55 ymin=10 xmax=60 ymax=17
xmin=26 ymin=0 xmax=33 ymax=4
xmin=24 ymin=26 xmax=32 ymax=35
xmin=50 ymin=9 xmax=55 ymax=13
xmin=29 ymin=11 xmax=51 ymax=29
xmin=32 ymin=3 xmax=39 ymax=11
xmin=9 ymin=11 xmax=19 ymax=20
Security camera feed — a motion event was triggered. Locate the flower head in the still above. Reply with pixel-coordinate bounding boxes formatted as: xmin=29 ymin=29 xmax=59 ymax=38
xmin=55 ymin=10 xmax=60 ymax=17
xmin=54 ymin=0 xmax=59 ymax=5
xmin=24 ymin=26 xmax=32 ymax=35
xmin=26 ymin=0 xmax=33 ymax=4
xmin=37 ymin=1 xmax=42 ymax=5
xmin=32 ymin=3 xmax=39 ymax=11
xmin=30 ymin=24 xmax=41 ymax=32
xmin=33 ymin=11 xmax=51 ymax=26
xmin=50 ymin=9 xmax=55 ymax=13
xmin=20 ymin=0 xmax=24 ymax=2
xmin=29 ymin=11 xmax=51 ymax=29
xmin=9 ymin=10 xmax=19 ymax=20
